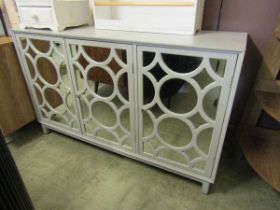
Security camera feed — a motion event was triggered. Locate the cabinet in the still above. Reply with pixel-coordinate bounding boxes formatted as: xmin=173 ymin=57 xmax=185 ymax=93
xmin=0 ymin=37 xmax=35 ymax=141
xmin=93 ymin=0 xmax=205 ymax=35
xmin=15 ymin=0 xmax=92 ymax=31
xmin=12 ymin=27 xmax=247 ymax=193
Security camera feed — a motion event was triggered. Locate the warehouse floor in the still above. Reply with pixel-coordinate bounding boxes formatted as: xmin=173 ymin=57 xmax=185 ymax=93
xmin=8 ymin=123 xmax=280 ymax=210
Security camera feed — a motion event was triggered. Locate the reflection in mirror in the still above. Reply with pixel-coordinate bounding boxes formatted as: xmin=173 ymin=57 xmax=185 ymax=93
xmin=210 ymin=58 xmax=227 ymax=77
xmin=143 ymin=75 xmax=155 ymax=105
xmin=19 ymin=37 xmax=27 ymax=49
xmin=37 ymin=57 xmax=58 ymax=85
xmin=187 ymin=147 xmax=200 ymax=161
xmin=34 ymin=86 xmax=43 ymax=105
xmin=25 ymin=56 xmax=36 ymax=79
xmin=158 ymin=149 xmax=188 ymax=165
xmin=160 ymin=79 xmax=197 ymax=114
xmin=193 ymin=69 xmax=215 ymax=89
xmin=122 ymin=137 xmax=131 ymax=147
xmin=66 ymin=93 xmax=75 ymax=114
xmin=44 ymin=88 xmax=63 ymax=110
xmin=193 ymin=160 xmax=206 ymax=171
xmin=91 ymin=101 xmax=116 ymax=127
xmin=30 ymin=39 xmax=50 ymax=53
xmin=108 ymin=58 xmax=122 ymax=72
xmin=143 ymin=51 xmax=156 ymax=67
xmin=144 ymin=136 xmax=161 ymax=153
xmin=162 ymin=53 xmax=202 ymax=73
xmin=83 ymin=46 xmax=110 ymax=62
xmin=51 ymin=114 xmax=67 ymax=124
xmin=87 ymin=67 xmax=114 ymax=97
xmin=142 ymin=110 xmax=154 ymax=138
xmin=197 ymin=128 xmax=213 ymax=156
xmin=158 ymin=118 xmax=192 ymax=147
xmin=73 ymin=64 xmax=85 ymax=91
xmin=96 ymin=129 xmax=117 ymax=143
xmin=203 ymin=87 xmax=221 ymax=120
xmin=115 ymin=49 xmax=127 ymax=64
xmin=189 ymin=113 xmax=207 ymax=128
xmin=120 ymin=108 xmax=130 ymax=131
xmin=118 ymin=73 xmax=129 ymax=101
xmin=27 ymin=47 xmax=36 ymax=58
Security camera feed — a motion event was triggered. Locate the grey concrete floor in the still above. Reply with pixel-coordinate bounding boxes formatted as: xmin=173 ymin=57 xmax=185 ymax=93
xmin=8 ymin=123 xmax=280 ymax=210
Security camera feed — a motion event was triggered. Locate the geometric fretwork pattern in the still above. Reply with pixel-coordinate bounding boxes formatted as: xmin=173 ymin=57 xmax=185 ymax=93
xmin=138 ymin=47 xmax=229 ymax=175
xmin=17 ymin=36 xmax=79 ymax=130
xmin=67 ymin=41 xmax=134 ymax=150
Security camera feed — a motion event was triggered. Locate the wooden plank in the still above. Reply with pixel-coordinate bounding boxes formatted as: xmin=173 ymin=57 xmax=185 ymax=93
xmin=240 ymin=136 xmax=280 ymax=192
xmin=0 ymin=37 xmax=35 ymax=136
xmin=94 ymin=1 xmax=194 ymax=7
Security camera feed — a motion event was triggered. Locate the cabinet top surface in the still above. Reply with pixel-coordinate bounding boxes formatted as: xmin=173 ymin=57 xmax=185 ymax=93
xmin=13 ymin=26 xmax=247 ymax=52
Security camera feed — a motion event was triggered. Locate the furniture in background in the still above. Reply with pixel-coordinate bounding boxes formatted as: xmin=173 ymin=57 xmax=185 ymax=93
xmin=15 ymin=0 xmax=92 ymax=31
xmin=12 ymin=27 xmax=246 ymax=193
xmin=93 ymin=0 xmax=205 ymax=35
xmin=0 ymin=37 xmax=35 ymax=142
xmin=2 ymin=0 xmax=20 ymax=35
xmin=239 ymin=18 xmax=280 ymax=192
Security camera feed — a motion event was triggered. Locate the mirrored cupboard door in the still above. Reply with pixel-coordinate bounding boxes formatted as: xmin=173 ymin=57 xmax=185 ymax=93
xmin=137 ymin=46 xmax=237 ymax=177
xmin=66 ymin=40 xmax=135 ymax=151
xmin=15 ymin=35 xmax=81 ymax=132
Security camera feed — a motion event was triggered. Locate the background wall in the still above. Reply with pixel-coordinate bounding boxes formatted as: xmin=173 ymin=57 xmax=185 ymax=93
xmin=203 ymin=0 xmax=280 ymax=138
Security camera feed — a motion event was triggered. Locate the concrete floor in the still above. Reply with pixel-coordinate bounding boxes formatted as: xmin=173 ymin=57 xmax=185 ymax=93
xmin=8 ymin=123 xmax=280 ymax=210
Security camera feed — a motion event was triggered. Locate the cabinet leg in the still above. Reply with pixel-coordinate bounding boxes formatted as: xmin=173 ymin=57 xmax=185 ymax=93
xmin=41 ymin=125 xmax=50 ymax=135
xmin=202 ymin=182 xmax=211 ymax=194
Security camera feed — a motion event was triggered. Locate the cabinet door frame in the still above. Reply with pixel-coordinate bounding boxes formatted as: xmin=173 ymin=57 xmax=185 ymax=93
xmin=14 ymin=33 xmax=82 ymax=133
xmin=65 ymin=39 xmax=137 ymax=153
xmin=137 ymin=45 xmax=238 ymax=178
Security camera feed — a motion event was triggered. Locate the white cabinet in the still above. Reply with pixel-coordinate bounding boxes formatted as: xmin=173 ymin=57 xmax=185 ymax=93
xmin=13 ymin=27 xmax=247 ymax=193
xmin=16 ymin=0 xmax=92 ymax=31
xmin=93 ymin=0 xmax=205 ymax=35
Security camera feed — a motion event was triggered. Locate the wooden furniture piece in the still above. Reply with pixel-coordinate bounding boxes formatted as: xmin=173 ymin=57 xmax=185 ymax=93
xmin=0 ymin=37 xmax=35 ymax=142
xmin=239 ymin=17 xmax=280 ymax=192
xmin=12 ymin=26 xmax=246 ymax=193
xmin=15 ymin=0 xmax=92 ymax=31
xmin=93 ymin=0 xmax=205 ymax=35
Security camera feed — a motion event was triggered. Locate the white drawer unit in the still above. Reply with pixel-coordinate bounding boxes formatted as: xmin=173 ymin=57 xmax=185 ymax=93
xmin=16 ymin=0 xmax=93 ymax=31
xmin=12 ymin=27 xmax=247 ymax=194
xmin=93 ymin=0 xmax=205 ymax=35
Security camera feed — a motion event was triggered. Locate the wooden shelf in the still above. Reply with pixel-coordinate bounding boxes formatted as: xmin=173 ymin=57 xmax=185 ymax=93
xmin=240 ymin=136 xmax=280 ymax=192
xmin=94 ymin=1 xmax=194 ymax=7
xmin=255 ymin=91 xmax=280 ymax=122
